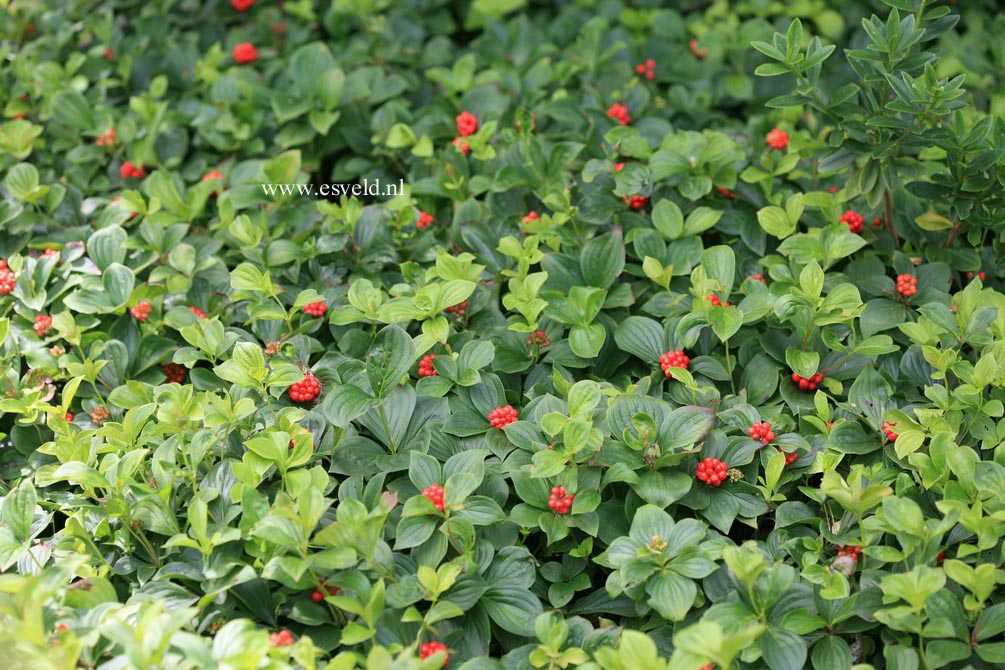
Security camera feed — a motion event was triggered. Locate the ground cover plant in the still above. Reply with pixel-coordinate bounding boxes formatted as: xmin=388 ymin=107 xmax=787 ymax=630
xmin=3 ymin=0 xmax=1005 ymax=668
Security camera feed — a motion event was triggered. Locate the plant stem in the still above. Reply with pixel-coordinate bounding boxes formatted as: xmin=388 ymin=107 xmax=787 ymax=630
xmin=884 ymin=188 xmax=900 ymax=249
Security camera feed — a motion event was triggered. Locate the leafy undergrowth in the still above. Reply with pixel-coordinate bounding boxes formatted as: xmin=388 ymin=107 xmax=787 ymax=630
xmin=3 ymin=1 xmax=1005 ymax=669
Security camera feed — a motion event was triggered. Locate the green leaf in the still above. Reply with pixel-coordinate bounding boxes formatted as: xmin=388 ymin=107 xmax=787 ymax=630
xmin=322 ymin=384 xmax=373 ymax=428
xmin=763 ymin=625 xmax=807 ymax=670
xmin=580 ymin=230 xmax=625 ymax=289
xmin=758 ymin=206 xmax=796 ymax=238
xmin=647 ymin=571 xmax=697 ymax=621
xmin=652 ymin=200 xmax=684 ymax=240
xmin=367 ymin=325 xmax=415 ymax=398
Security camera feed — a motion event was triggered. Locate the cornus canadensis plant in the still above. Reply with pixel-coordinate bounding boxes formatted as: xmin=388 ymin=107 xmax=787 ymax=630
xmin=5 ymin=2 xmax=1005 ymax=670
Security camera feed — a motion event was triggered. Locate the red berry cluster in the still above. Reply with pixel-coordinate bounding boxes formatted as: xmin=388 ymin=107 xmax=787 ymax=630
xmin=659 ymin=350 xmax=690 ymax=376
xmin=613 ymin=162 xmax=625 ymax=172
xmin=936 ymin=550 xmax=946 ymax=567
xmin=422 ymin=484 xmax=445 ymax=512
xmin=119 ymin=161 xmax=147 ymax=180
xmin=95 ymin=128 xmax=116 ymax=147
xmin=696 ymin=457 xmax=728 ymax=486
xmin=311 ymin=580 xmax=339 ymax=602
xmin=689 ymin=39 xmax=709 ymax=59
xmin=635 ymin=58 xmax=655 ymax=80
xmin=456 ymin=111 xmax=478 ymax=136
xmin=420 ymin=641 xmax=449 ymax=667
xmin=164 ymin=363 xmax=186 ymax=383
xmin=417 ymin=211 xmax=434 ymax=230
xmin=0 ymin=260 xmax=14 ymax=295
xmin=268 ymin=630 xmax=294 ymax=647
xmin=233 ymin=42 xmax=258 ymax=64
xmin=748 ymin=273 xmax=765 ymax=283
xmin=881 ymin=421 xmax=899 ymax=442
xmin=707 ymin=294 xmax=731 ymax=307
xmin=131 ymin=300 xmax=152 ymax=321
xmin=488 ymin=405 xmax=518 ymax=429
xmin=607 ymin=103 xmax=631 ymax=125
xmin=747 ymin=421 xmax=775 ymax=445
xmin=765 ymin=128 xmax=788 ymax=150
xmin=840 ymin=210 xmax=864 ymax=234
xmin=418 ymin=353 xmax=437 ymax=377
xmin=231 ymin=0 xmax=255 ymax=10
xmin=189 ymin=306 xmax=207 ymax=319
xmin=522 ymin=210 xmax=540 ymax=229
xmin=778 ymin=448 xmax=798 ymax=466
xmin=527 ymin=330 xmax=551 ymax=348
xmin=288 ymin=372 xmax=321 ymax=403
xmin=303 ymin=301 xmax=327 ymax=317
xmin=966 ymin=271 xmax=987 ymax=281
xmin=623 ymin=195 xmax=649 ymax=209
xmin=791 ymin=371 xmax=824 ymax=391
xmin=837 ymin=545 xmax=862 ymax=560
xmin=290 ymin=428 xmax=313 ymax=449
xmin=896 ymin=274 xmax=917 ymax=297
xmin=699 ymin=665 xmax=714 ymax=670
xmin=91 ymin=406 xmax=110 ymax=426
xmin=445 ymin=300 xmax=468 ymax=317
xmin=265 ymin=341 xmax=281 ymax=355
xmin=548 ymin=486 xmax=574 ymax=514
xmin=716 ymin=186 xmax=737 ymax=200
xmin=65 ymin=412 xmax=74 ymax=422
xmin=42 ymin=248 xmax=60 ymax=263
xmin=452 ymin=136 xmax=470 ymax=154
xmin=32 ymin=314 xmax=52 ymax=337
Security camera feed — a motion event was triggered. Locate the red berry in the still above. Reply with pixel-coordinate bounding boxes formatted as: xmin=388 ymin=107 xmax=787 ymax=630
xmin=548 ymin=485 xmax=574 ymax=514
xmin=119 ymin=160 xmax=146 ymax=180
xmin=418 ymin=353 xmax=438 ymax=377
xmin=303 ymin=301 xmax=327 ymax=317
xmin=0 ymin=267 xmax=14 ymax=294
xmin=417 ymin=211 xmax=435 ymax=230
xmin=606 ymin=103 xmax=631 ymax=125
xmin=695 ymin=457 xmax=728 ymax=486
xmin=488 ymin=405 xmax=518 ymax=429
xmin=748 ymin=273 xmax=765 ymax=283
xmin=706 ymin=294 xmax=730 ymax=307
xmin=522 ymin=210 xmax=540 ymax=231
xmin=872 ymin=217 xmax=883 ymax=227
xmin=65 ymin=412 xmax=74 ymax=422
xmin=444 ymin=300 xmax=468 ymax=317
xmin=766 ymin=128 xmax=788 ymax=150
xmin=456 ymin=111 xmax=478 ymax=137
xmin=451 ymin=136 xmax=470 ymax=154
xmin=422 ymin=484 xmax=446 ymax=512
xmin=936 ymin=550 xmax=946 ymax=566
xmin=882 ymin=421 xmax=899 ymax=442
xmin=791 ymin=371 xmax=824 ymax=391
xmin=689 ymin=40 xmax=709 ymax=59
xmin=233 ymin=42 xmax=258 ymax=64
xmin=33 ymin=314 xmax=53 ymax=337
xmin=311 ymin=589 xmax=324 ymax=602
xmin=189 ymin=306 xmax=207 ymax=319
xmin=896 ymin=274 xmax=918 ymax=297
xmin=288 ymin=372 xmax=322 ymax=403
xmin=747 ymin=421 xmax=774 ymax=445
xmin=131 ymin=300 xmax=152 ymax=321
xmin=96 ymin=128 xmax=116 ymax=146
xmin=527 ymin=330 xmax=551 ymax=348
xmin=836 ymin=545 xmax=862 ymax=559
xmin=623 ymin=195 xmax=649 ymax=209
xmin=613 ymin=162 xmax=625 ymax=172
xmin=777 ymin=448 xmax=798 ymax=466
xmin=419 ymin=641 xmax=449 ymax=667
xmin=164 ymin=363 xmax=186 ymax=384
xmin=91 ymin=407 xmax=110 ymax=426
xmin=231 ymin=0 xmax=254 ymax=9
xmin=715 ymin=186 xmax=737 ymax=200
xmin=839 ymin=210 xmax=864 ymax=234
xmin=268 ymin=630 xmax=294 ymax=646
xmin=659 ymin=350 xmax=689 ymax=376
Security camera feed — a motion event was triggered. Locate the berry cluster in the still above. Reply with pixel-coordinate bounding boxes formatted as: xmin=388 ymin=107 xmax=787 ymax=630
xmin=747 ymin=421 xmax=775 ymax=445
xmin=778 ymin=448 xmax=799 ymax=466
xmin=288 ymin=372 xmax=321 ymax=403
xmin=659 ymin=350 xmax=690 ymax=376
xmin=91 ymin=406 xmax=110 ymax=426
xmin=164 ymin=363 xmax=186 ymax=383
xmin=420 ymin=641 xmax=449 ymax=667
xmin=791 ymin=371 xmax=824 ymax=391
xmin=765 ymin=128 xmax=788 ymax=150
xmin=896 ymin=274 xmax=918 ymax=297
xmin=548 ymin=486 xmax=574 ymax=514
xmin=881 ymin=421 xmax=899 ymax=442
xmin=707 ymin=294 xmax=731 ymax=307
xmin=840 ymin=210 xmax=864 ymax=234
xmin=837 ymin=545 xmax=862 ymax=560
xmin=131 ymin=300 xmax=152 ymax=321
xmin=689 ymin=39 xmax=709 ymax=59
xmin=967 ymin=271 xmax=987 ymax=281
xmin=95 ymin=128 xmax=116 ymax=147
xmin=936 ymin=550 xmax=946 ymax=567
xmin=613 ymin=162 xmax=625 ymax=172
xmin=456 ymin=111 xmax=478 ymax=136
xmin=303 ymin=301 xmax=327 ymax=317
xmin=265 ymin=341 xmax=281 ymax=355
xmin=202 ymin=170 xmax=225 ymax=196
xmin=231 ymin=0 xmax=255 ymax=9
xmin=33 ymin=314 xmax=52 ymax=337
xmin=696 ymin=457 xmax=728 ymax=486
xmin=42 ymin=248 xmax=60 ymax=262
xmin=417 ymin=211 xmax=434 ymax=230
xmin=445 ymin=300 xmax=468 ymax=317
xmin=716 ymin=186 xmax=737 ymax=200
xmin=607 ymin=102 xmax=631 ymax=125
xmin=189 ymin=306 xmax=207 ymax=319
xmin=119 ymin=161 xmax=146 ymax=179
xmin=65 ymin=412 xmax=74 ymax=422
xmin=0 ymin=260 xmax=14 ymax=295
xmin=268 ymin=630 xmax=295 ymax=647
xmin=522 ymin=210 xmax=540 ymax=229
xmin=623 ymin=195 xmax=649 ymax=209
xmin=748 ymin=273 xmax=765 ymax=283
xmin=418 ymin=353 xmax=437 ymax=377
xmin=233 ymin=42 xmax=258 ymax=64
xmin=452 ymin=136 xmax=470 ymax=154
xmin=422 ymin=484 xmax=445 ymax=512
xmin=311 ymin=581 xmax=339 ymax=602
xmin=527 ymin=330 xmax=551 ymax=348
xmin=635 ymin=58 xmax=655 ymax=80
xmin=488 ymin=405 xmax=519 ymax=429
xmin=290 ymin=428 xmax=313 ymax=449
